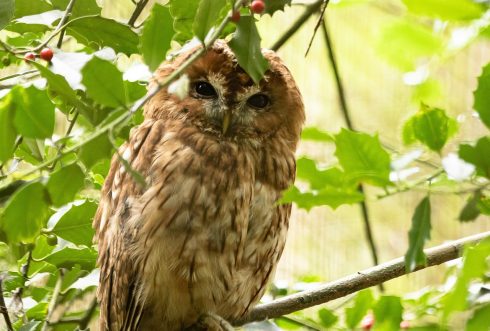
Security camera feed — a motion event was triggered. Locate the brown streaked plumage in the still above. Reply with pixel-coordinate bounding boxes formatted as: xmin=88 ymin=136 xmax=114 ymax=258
xmin=93 ymin=40 xmax=304 ymax=330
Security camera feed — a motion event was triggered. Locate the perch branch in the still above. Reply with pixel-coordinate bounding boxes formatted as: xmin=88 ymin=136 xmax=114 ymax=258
xmin=235 ymin=231 xmax=490 ymax=325
xmin=321 ymin=19 xmax=382 ymax=289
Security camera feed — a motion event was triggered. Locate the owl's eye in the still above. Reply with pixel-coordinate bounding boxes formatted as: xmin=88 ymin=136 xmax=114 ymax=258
xmin=194 ymin=81 xmax=217 ymax=98
xmin=247 ymin=94 xmax=269 ymax=109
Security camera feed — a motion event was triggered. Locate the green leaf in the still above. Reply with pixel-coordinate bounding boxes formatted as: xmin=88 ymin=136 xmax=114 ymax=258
xmin=0 ymin=94 xmax=17 ymax=162
xmin=11 ymin=86 xmax=55 ymax=139
xmin=228 ymin=15 xmax=269 ymax=84
xmin=300 ymin=127 xmax=334 ymax=142
xmin=318 ymin=308 xmax=338 ymax=328
xmin=264 ymin=0 xmax=292 ymax=15
xmin=51 ymin=0 xmax=101 ymax=17
xmin=42 ymin=246 xmax=97 ymax=271
xmin=8 ymin=10 xmax=63 ymax=33
xmin=345 ymin=289 xmax=375 ymax=328
xmin=373 ymin=296 xmax=403 ymax=331
xmin=140 ymin=4 xmax=173 ymax=71
xmin=169 ymin=0 xmax=200 ymax=43
xmin=13 ymin=0 xmax=51 ymax=18
xmin=51 ymin=201 xmax=97 ymax=247
xmin=193 ymin=0 xmax=226 ymax=42
xmin=402 ymin=0 xmax=484 ymax=21
xmin=377 ymin=21 xmax=443 ymax=71
xmin=467 ymin=304 xmax=490 ymax=331
xmin=473 ymin=62 xmax=490 ymax=130
xmin=67 ymin=16 xmax=139 ymax=56
xmin=19 ymin=321 xmax=42 ymax=331
xmin=334 ymin=129 xmax=391 ymax=186
xmin=78 ymin=133 xmax=113 ymax=169
xmin=443 ymin=239 xmax=490 ymax=317
xmin=458 ymin=191 xmax=482 ymax=222
xmin=296 ymin=158 xmax=355 ymax=190
xmin=82 ymin=57 xmax=126 ymax=108
xmin=26 ymin=302 xmax=48 ymax=320
xmin=46 ymin=163 xmax=85 ymax=207
xmin=0 ymin=182 xmax=50 ymax=243
xmin=402 ymin=104 xmax=458 ymax=152
xmin=0 ymin=0 xmax=15 ymax=30
xmin=459 ymin=136 xmax=490 ymax=178
xmin=405 ymin=196 xmax=431 ymax=272
xmin=281 ymin=185 xmax=364 ymax=210
xmin=478 ymin=195 xmax=490 ymax=215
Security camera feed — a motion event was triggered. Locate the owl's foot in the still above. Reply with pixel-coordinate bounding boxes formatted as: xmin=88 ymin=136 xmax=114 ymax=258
xmin=185 ymin=312 xmax=235 ymax=331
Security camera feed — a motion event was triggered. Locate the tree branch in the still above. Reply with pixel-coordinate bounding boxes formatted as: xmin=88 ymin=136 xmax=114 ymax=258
xmin=128 ymin=0 xmax=149 ymax=27
xmin=56 ymin=0 xmax=77 ymax=48
xmin=0 ymin=279 xmax=13 ymax=331
xmin=235 ymin=231 xmax=490 ymax=325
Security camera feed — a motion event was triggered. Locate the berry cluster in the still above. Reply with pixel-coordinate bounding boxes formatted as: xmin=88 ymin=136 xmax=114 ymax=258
xmin=24 ymin=48 xmax=54 ymax=62
xmin=230 ymin=0 xmax=266 ymax=22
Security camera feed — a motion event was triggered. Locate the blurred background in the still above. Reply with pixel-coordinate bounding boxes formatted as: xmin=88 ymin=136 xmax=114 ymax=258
xmin=98 ymin=0 xmax=490 ymax=298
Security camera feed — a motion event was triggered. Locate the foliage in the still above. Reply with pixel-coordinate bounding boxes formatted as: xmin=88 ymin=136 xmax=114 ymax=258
xmin=0 ymin=0 xmax=488 ymax=330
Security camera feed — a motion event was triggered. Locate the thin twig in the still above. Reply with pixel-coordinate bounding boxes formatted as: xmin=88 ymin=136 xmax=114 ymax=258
xmin=304 ymin=0 xmax=329 ymax=57
xmin=271 ymin=0 xmax=325 ymax=51
xmin=56 ymin=0 xmax=78 ymax=48
xmin=0 ymin=279 xmax=13 ymax=331
xmin=49 ymin=109 xmax=79 ymax=170
xmin=128 ymin=0 xmax=149 ymax=27
xmin=0 ymin=70 xmax=38 ymax=83
xmin=377 ymin=169 xmax=445 ymax=200
xmin=42 ymin=269 xmax=65 ymax=331
xmin=321 ymin=19 xmax=383 ymax=290
xmin=235 ymin=231 xmax=490 ymax=325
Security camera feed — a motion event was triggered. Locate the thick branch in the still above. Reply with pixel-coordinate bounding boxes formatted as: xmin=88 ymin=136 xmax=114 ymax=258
xmin=128 ymin=0 xmax=149 ymax=27
xmin=235 ymin=231 xmax=490 ymax=325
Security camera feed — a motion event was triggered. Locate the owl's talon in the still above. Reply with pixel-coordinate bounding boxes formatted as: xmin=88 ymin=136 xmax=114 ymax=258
xmin=185 ymin=312 xmax=234 ymax=331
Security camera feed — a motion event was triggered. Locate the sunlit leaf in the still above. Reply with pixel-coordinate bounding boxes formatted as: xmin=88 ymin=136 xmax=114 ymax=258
xmin=46 ymin=163 xmax=85 ymax=207
xmin=67 ymin=16 xmax=139 ymax=56
xmin=281 ymin=185 xmax=364 ymax=210
xmin=478 ymin=195 xmax=490 ymax=215
xmin=0 ymin=0 xmax=15 ymax=30
xmin=0 ymin=94 xmax=17 ymax=162
xmin=345 ymin=290 xmax=375 ymax=328
xmin=42 ymin=246 xmax=97 ymax=271
xmin=51 ymin=201 xmax=97 ymax=247
xmin=373 ymin=296 xmax=403 ymax=331
xmin=26 ymin=302 xmax=48 ymax=320
xmin=140 ymin=4 xmax=174 ymax=71
xmin=300 ymin=127 xmax=334 ymax=142
xmin=405 ymin=196 xmax=431 ymax=272
xmin=228 ymin=15 xmax=269 ymax=84
xmin=11 ymin=85 xmax=55 ymax=139
xmin=473 ymin=62 xmax=490 ymax=130
xmin=13 ymin=0 xmax=51 ymax=18
xmin=296 ymin=158 xmax=355 ymax=190
xmin=334 ymin=129 xmax=391 ymax=186
xmin=402 ymin=0 xmax=484 ymax=21
xmin=403 ymin=104 xmax=458 ymax=152
xmin=318 ymin=308 xmax=338 ymax=328
xmin=459 ymin=136 xmax=490 ymax=178
xmin=193 ymin=0 xmax=226 ymax=42
xmin=8 ymin=10 xmax=64 ymax=33
xmin=0 ymin=182 xmax=50 ymax=243
xmin=82 ymin=57 xmax=126 ymax=108
xmin=51 ymin=0 xmax=101 ymax=17
xmin=466 ymin=304 xmax=490 ymax=331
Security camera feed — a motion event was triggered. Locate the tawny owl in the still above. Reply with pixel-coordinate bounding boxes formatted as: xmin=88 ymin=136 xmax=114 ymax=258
xmin=93 ymin=40 xmax=304 ymax=330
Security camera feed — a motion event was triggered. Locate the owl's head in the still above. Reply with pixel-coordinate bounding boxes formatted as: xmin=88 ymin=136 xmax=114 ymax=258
xmin=145 ymin=40 xmax=305 ymax=148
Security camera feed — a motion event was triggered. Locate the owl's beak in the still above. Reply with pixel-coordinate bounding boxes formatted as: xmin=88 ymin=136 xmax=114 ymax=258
xmin=222 ymin=109 xmax=232 ymax=135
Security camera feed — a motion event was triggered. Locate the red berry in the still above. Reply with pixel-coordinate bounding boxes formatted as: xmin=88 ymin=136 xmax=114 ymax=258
xmin=40 ymin=48 xmax=54 ymax=62
xmin=24 ymin=52 xmax=36 ymax=61
xmin=250 ymin=0 xmax=265 ymax=14
xmin=400 ymin=320 xmax=410 ymax=329
xmin=230 ymin=11 xmax=240 ymax=22
xmin=361 ymin=314 xmax=375 ymax=330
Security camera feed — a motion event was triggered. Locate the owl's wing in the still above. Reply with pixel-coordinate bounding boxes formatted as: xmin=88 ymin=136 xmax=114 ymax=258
xmin=93 ymin=119 xmax=165 ymax=331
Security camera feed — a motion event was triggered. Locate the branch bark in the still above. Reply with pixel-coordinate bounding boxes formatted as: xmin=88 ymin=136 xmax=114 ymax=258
xmin=234 ymin=231 xmax=490 ymax=325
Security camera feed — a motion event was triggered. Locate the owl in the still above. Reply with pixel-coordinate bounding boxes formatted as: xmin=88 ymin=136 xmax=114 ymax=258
xmin=93 ymin=40 xmax=305 ymax=330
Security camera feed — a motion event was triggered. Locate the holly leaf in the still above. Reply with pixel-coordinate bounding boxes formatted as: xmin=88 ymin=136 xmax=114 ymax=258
xmin=345 ymin=290 xmax=375 ymax=328
xmin=0 ymin=94 xmax=17 ymax=162
xmin=169 ymin=0 xmax=200 ymax=43
xmin=459 ymin=136 xmax=490 ymax=178
xmin=402 ymin=104 xmax=458 ymax=152
xmin=46 ymin=163 xmax=85 ymax=207
xmin=0 ymin=182 xmax=50 ymax=243
xmin=67 ymin=16 xmax=139 ymax=56
xmin=264 ymin=0 xmax=292 ymax=15
xmin=0 ymin=0 xmax=15 ymax=30
xmin=140 ymin=4 xmax=174 ymax=71
xmin=78 ymin=133 xmax=113 ymax=169
xmin=334 ymin=129 xmax=391 ymax=187
xmin=373 ymin=296 xmax=403 ymax=331
xmin=473 ymin=62 xmax=490 ymax=130
xmin=51 ymin=201 xmax=97 ymax=247
xmin=51 ymin=0 xmax=101 ymax=17
xmin=193 ymin=0 xmax=226 ymax=42
xmin=228 ymin=15 xmax=269 ymax=84
xmin=405 ymin=196 xmax=431 ymax=272
xmin=281 ymin=185 xmax=364 ymax=211
xmin=13 ymin=0 xmax=51 ymax=18
xmin=401 ymin=0 xmax=484 ymax=21
xmin=42 ymin=246 xmax=97 ymax=271
xmin=11 ymin=85 xmax=55 ymax=139
xmin=301 ymin=127 xmax=334 ymax=142
xmin=459 ymin=191 xmax=482 ymax=222
xmin=82 ymin=57 xmax=126 ymax=108
xmin=318 ymin=309 xmax=338 ymax=328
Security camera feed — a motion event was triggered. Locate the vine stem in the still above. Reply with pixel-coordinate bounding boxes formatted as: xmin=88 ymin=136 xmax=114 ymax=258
xmin=235 ymin=231 xmax=490 ymax=325
xmin=321 ymin=19 xmax=383 ymax=290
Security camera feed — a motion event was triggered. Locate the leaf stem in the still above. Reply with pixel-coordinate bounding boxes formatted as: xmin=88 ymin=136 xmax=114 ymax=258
xmin=56 ymin=0 xmax=78 ymax=48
